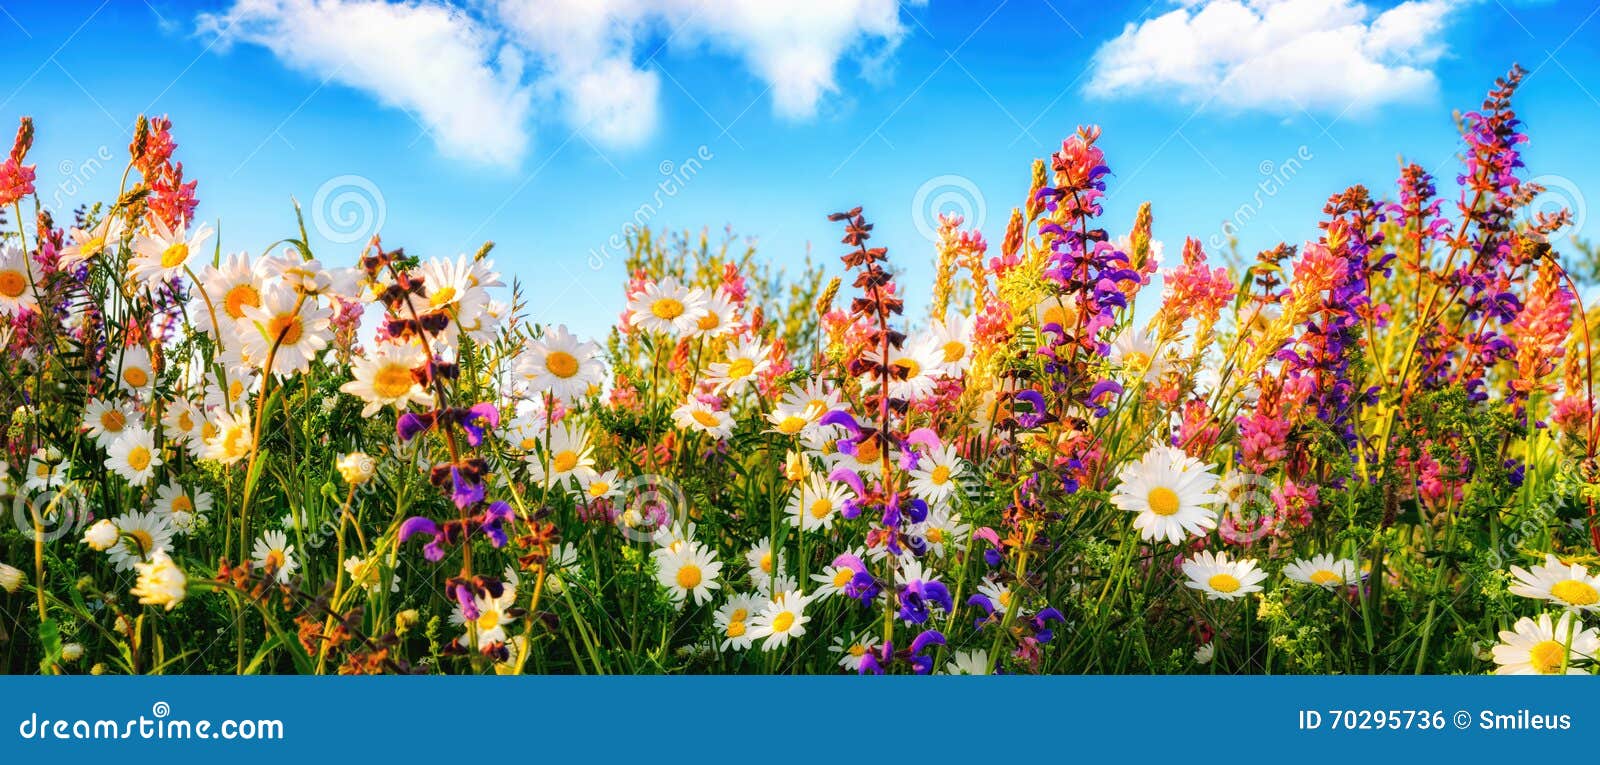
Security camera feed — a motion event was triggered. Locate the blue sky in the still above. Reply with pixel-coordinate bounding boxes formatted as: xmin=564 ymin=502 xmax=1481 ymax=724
xmin=2 ymin=0 xmax=1598 ymax=337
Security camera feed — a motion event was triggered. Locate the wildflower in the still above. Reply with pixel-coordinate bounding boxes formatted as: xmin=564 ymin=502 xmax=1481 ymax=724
xmin=240 ymin=285 xmax=332 ymax=377
xmin=59 ymin=216 xmax=124 ymax=267
xmin=705 ymin=337 xmax=770 ymax=394
xmin=714 ymin=595 xmax=760 ymax=652
xmin=1509 ymin=555 xmax=1600 ymax=612
xmin=22 ymin=448 xmax=68 ymax=493
xmin=200 ymin=408 xmax=254 ymax=465
xmin=1182 ymin=551 xmax=1265 ymax=601
xmin=251 ymin=530 xmax=299 ymax=585
xmin=1491 ymin=612 xmax=1599 ymax=675
xmin=627 ymin=276 xmax=706 ymax=335
xmin=785 ymin=473 xmax=854 ymax=532
xmin=113 ymin=346 xmax=157 ymax=396
xmin=518 ymin=324 xmax=604 ymax=401
xmin=688 ymin=290 xmax=738 ymax=338
xmin=1110 ymin=445 xmax=1222 ymax=545
xmin=336 ymin=452 xmax=377 ymax=485
xmin=104 ymin=511 xmax=173 ymax=572
xmin=525 ymin=424 xmax=596 ymax=488
xmin=399 ymin=501 xmax=515 ymax=562
xmin=340 ymin=342 xmax=430 ymax=416
xmin=344 ymin=554 xmax=398 ymax=594
xmin=60 ymin=643 xmax=83 ymax=662
xmin=906 ymin=443 xmax=964 ymax=505
xmin=104 ymin=426 xmax=162 ymax=487
xmin=1283 ymin=554 xmax=1362 ymax=589
xmin=747 ymin=590 xmax=811 ymax=650
xmin=865 ymin=338 xmax=943 ymax=400
xmin=194 ymin=252 xmax=265 ymax=334
xmin=944 ymin=649 xmax=992 ymax=675
xmin=832 ymin=631 xmax=881 ymax=672
xmin=1194 ymin=643 xmax=1215 ymax=665
xmin=929 ymin=314 xmax=974 ymax=377
xmin=83 ymin=519 xmax=119 ymax=551
xmin=913 ymin=504 xmax=970 ymax=557
xmin=129 ymin=552 xmax=187 ymax=611
xmin=152 ymin=482 xmax=211 ymax=533
xmin=656 ymin=541 xmax=723 ymax=607
xmin=671 ymin=398 xmax=734 ymax=439
xmin=1109 ymin=327 xmax=1164 ymax=383
xmin=0 ymin=563 xmax=23 ymax=593
xmin=448 ymin=581 xmax=516 ymax=647
xmin=129 ymin=218 xmax=213 ymax=287
xmin=81 ymin=398 xmax=141 ymax=446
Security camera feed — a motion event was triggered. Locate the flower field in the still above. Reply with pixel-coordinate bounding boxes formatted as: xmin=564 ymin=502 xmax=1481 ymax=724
xmin=3 ymin=66 xmax=1600 ymax=675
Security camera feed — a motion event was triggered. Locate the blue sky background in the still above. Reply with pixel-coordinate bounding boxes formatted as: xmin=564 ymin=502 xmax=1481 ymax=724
xmin=2 ymin=0 xmax=1598 ymax=337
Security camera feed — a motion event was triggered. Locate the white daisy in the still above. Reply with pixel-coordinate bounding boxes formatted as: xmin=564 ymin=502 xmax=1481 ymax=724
xmin=160 ymin=398 xmax=203 ymax=446
xmin=672 ymin=398 xmax=735 ymax=439
xmin=929 ymin=314 xmax=974 ymax=377
xmin=628 ymin=277 xmax=707 ymax=335
xmin=688 ymin=290 xmax=739 ymax=338
xmin=129 ymin=217 xmax=213 ymax=286
xmin=1509 ymin=554 xmax=1600 ymax=612
xmin=1110 ymin=445 xmax=1222 ymax=545
xmin=1283 ymin=554 xmax=1362 ymax=589
xmin=448 ymin=584 xmax=518 ymax=647
xmin=1110 ymin=327 xmax=1165 ymax=383
xmin=912 ymin=505 xmax=970 ymax=557
xmin=152 ymin=482 xmax=211 ymax=534
xmin=81 ymin=397 xmax=141 ymax=445
xmin=114 ymin=346 xmax=157 ymax=396
xmin=1181 ymin=550 xmax=1266 ymax=601
xmin=339 ymin=341 xmax=431 ymax=417
xmin=251 ymin=530 xmax=299 ymax=585
xmin=239 ymin=285 xmax=332 ymax=377
xmin=866 ymin=338 xmax=943 ymax=400
xmin=193 ymin=252 xmax=266 ymax=336
xmin=104 ymin=511 xmax=174 ymax=572
xmin=525 ymin=424 xmax=596 ymax=489
xmin=704 ymin=337 xmax=770 ymax=394
xmin=517 ymin=324 xmax=604 ymax=402
xmin=907 ymin=444 xmax=965 ymax=505
xmin=785 ymin=473 xmax=855 ymax=532
xmin=944 ymin=649 xmax=992 ymax=675
xmin=199 ymin=408 xmax=253 ymax=465
xmin=1491 ymin=612 xmax=1599 ymax=675
xmin=831 ymin=631 xmax=881 ymax=671
xmin=714 ymin=594 xmax=761 ymax=652
xmin=105 ymin=426 xmax=161 ymax=487
xmin=747 ymin=590 xmax=812 ymax=651
xmin=656 ymin=541 xmax=723 ymax=607
xmin=58 ymin=215 xmax=124 ymax=268
xmin=0 ymin=243 xmax=36 ymax=317
xmin=23 ymin=447 xmax=68 ymax=493
xmin=574 ymin=469 xmax=622 ymax=505
xmin=129 ymin=551 xmax=187 ymax=611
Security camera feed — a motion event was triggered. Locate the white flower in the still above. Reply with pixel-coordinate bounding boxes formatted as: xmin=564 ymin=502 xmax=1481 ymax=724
xmin=656 ymin=541 xmax=723 ymax=607
xmin=1283 ymin=554 xmax=1362 ymax=589
xmin=1110 ymin=445 xmax=1221 ymax=545
xmin=672 ymin=398 xmax=734 ymax=440
xmin=104 ymin=511 xmax=174 ymax=572
xmin=866 ymin=338 xmax=943 ymax=400
xmin=907 ymin=444 xmax=964 ymax=505
xmin=81 ymin=398 xmax=141 ymax=446
xmin=912 ymin=505 xmax=970 ymax=557
xmin=239 ymin=285 xmax=332 ymax=377
xmin=104 ymin=426 xmax=162 ymax=487
xmin=928 ymin=314 xmax=974 ymax=377
xmin=705 ymin=337 xmax=770 ymax=394
xmin=1181 ymin=550 xmax=1266 ymax=601
xmin=129 ymin=218 xmax=213 ymax=286
xmin=200 ymin=408 xmax=254 ymax=465
xmin=688 ymin=290 xmax=739 ymax=338
xmin=714 ymin=595 xmax=761 ymax=652
xmin=340 ymin=342 xmax=431 ymax=417
xmin=525 ymin=424 xmax=596 ymax=489
xmin=944 ymin=649 xmax=992 ymax=675
xmin=517 ymin=324 xmax=604 ymax=401
xmin=251 ymin=530 xmax=299 ymax=585
xmin=23 ymin=447 xmax=68 ymax=493
xmin=129 ymin=551 xmax=187 ymax=611
xmin=152 ymin=482 xmax=211 ymax=534
xmin=58 ymin=215 xmax=124 ymax=267
xmin=785 ymin=473 xmax=854 ymax=532
xmin=832 ymin=631 xmax=880 ymax=671
xmin=1509 ymin=554 xmax=1600 ymax=612
xmin=1492 ymin=612 xmax=1599 ymax=675
xmin=83 ymin=519 xmax=119 ymax=551
xmin=1194 ymin=642 xmax=1215 ymax=665
xmin=0 ymin=243 xmax=37 ymax=317
xmin=336 ymin=452 xmax=377 ymax=485
xmin=627 ymin=277 xmax=707 ymax=335
xmin=194 ymin=252 xmax=266 ymax=335
xmin=747 ymin=590 xmax=812 ymax=650
xmin=1110 ymin=327 xmax=1165 ymax=383
xmin=113 ymin=346 xmax=157 ymax=395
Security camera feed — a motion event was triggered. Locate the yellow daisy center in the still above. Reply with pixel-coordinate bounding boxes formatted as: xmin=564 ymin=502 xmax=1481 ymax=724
xmin=551 ymin=450 xmax=579 ymax=473
xmin=650 ymin=297 xmax=684 ymax=320
xmin=942 ymin=340 xmax=966 ymax=363
xmin=1551 ymin=579 xmax=1599 ymax=606
xmin=676 ymin=564 xmax=702 ymax=590
xmin=126 ymin=446 xmax=152 ymax=472
xmin=724 ymin=620 xmax=746 ymax=638
xmin=100 ymin=410 xmax=127 ymax=432
xmin=895 ymin=357 xmax=921 ymax=378
xmin=129 ymin=529 xmax=154 ymax=554
xmin=429 ymin=285 xmax=458 ymax=308
xmin=930 ymin=465 xmax=951 ymax=485
xmin=1529 ymin=640 xmax=1568 ymax=674
xmin=759 ymin=552 xmax=772 ymax=573
xmin=1123 ymin=351 xmax=1151 ymax=370
xmin=122 ymin=366 xmax=150 ymax=388
xmin=171 ymin=495 xmax=193 ymax=513
xmin=476 ymin=609 xmax=500 ymax=632
xmin=1148 ymin=486 xmax=1181 ymax=516
xmin=224 ymin=283 xmax=261 ymax=319
xmin=1309 ymin=569 xmax=1342 ymax=586
xmin=926 ymin=528 xmax=945 ymax=544
xmin=159 ymin=242 xmax=189 ymax=269
xmin=0 ymin=269 xmax=25 ymax=298
xmin=770 ymin=611 xmax=795 ymax=633
xmin=726 ymin=357 xmax=755 ymax=380
xmin=691 ymin=409 xmax=720 ymax=428
xmin=587 ymin=481 xmax=610 ymax=497
xmin=776 ymin=416 xmax=807 ymax=435
xmin=1208 ymin=573 xmax=1241 ymax=593
xmin=545 ymin=350 xmax=579 ymax=379
xmin=176 ymin=411 xmax=194 ymax=432
xmin=372 ymin=363 xmax=415 ymax=399
xmin=267 ymin=315 xmax=304 ymax=346
xmin=849 ymin=643 xmax=867 ymax=657
xmin=697 ymin=311 xmax=721 ymax=331
xmin=855 ymin=440 xmax=880 ymax=465
xmin=832 ymin=569 xmax=852 ymax=587
xmin=809 ymin=498 xmax=833 ymax=519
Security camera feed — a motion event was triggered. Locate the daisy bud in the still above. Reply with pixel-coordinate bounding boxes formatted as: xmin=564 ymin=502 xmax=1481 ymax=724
xmin=129 ymin=551 xmax=187 ymax=611
xmin=90 ymin=663 xmax=106 ymax=676
xmin=0 ymin=562 xmax=24 ymax=593
xmin=783 ymin=451 xmax=810 ymax=482
xmin=84 ymin=519 xmax=119 ymax=551
xmin=60 ymin=643 xmax=84 ymax=662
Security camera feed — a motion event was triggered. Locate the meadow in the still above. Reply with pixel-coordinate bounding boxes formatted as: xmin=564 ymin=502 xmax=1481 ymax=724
xmin=1 ymin=66 xmax=1598 ymax=675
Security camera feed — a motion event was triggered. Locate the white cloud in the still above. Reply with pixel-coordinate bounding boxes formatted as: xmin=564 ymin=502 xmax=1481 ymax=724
xmin=199 ymin=0 xmax=535 ymax=165
xmin=201 ymin=0 xmax=916 ymax=165
xmin=1085 ymin=0 xmax=1461 ymax=115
